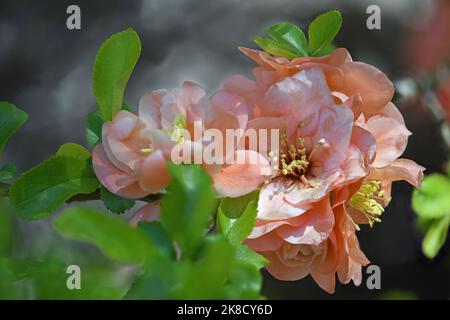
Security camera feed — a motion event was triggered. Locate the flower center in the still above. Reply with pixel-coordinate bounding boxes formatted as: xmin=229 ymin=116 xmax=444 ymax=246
xmin=169 ymin=114 xmax=187 ymax=144
xmin=349 ymin=180 xmax=385 ymax=228
xmin=140 ymin=115 xmax=187 ymax=155
xmin=276 ymin=128 xmax=312 ymax=186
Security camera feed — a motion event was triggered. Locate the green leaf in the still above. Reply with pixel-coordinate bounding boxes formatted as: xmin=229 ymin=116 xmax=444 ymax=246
xmin=234 ymin=244 xmax=268 ymax=270
xmin=125 ymin=262 xmax=174 ymax=299
xmin=86 ymin=109 xmax=104 ymax=148
xmin=0 ymin=182 xmax=8 ymax=197
xmin=0 ymin=102 xmax=28 ymax=157
xmin=0 ymin=164 xmax=16 ymax=180
xmin=412 ymin=174 xmax=450 ymax=219
xmin=55 ymin=142 xmax=91 ymax=159
xmin=53 ymin=207 xmax=161 ymax=264
xmin=219 ymin=190 xmax=258 ymax=219
xmin=17 ymin=257 xmax=125 ymax=299
xmin=254 ymin=37 xmax=297 ymax=60
xmin=0 ymin=258 xmax=19 ymax=299
xmin=308 ymin=10 xmax=342 ymax=56
xmin=100 ymin=185 xmax=135 ymax=214
xmin=217 ymin=197 xmax=258 ymax=245
xmin=161 ymin=163 xmax=217 ymax=257
xmin=224 ymin=260 xmax=264 ymax=299
xmin=313 ymin=42 xmax=336 ymax=57
xmin=9 ymin=143 xmax=99 ymax=220
xmin=93 ymin=28 xmax=141 ymax=121
xmin=138 ymin=221 xmax=176 ymax=259
xmin=421 ymin=215 xmax=450 ymax=259
xmin=174 ymin=236 xmax=235 ymax=299
xmin=265 ymin=22 xmax=308 ymax=57
xmin=121 ymin=103 xmax=132 ymax=112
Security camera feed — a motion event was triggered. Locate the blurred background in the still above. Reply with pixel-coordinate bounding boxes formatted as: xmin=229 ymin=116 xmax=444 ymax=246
xmin=0 ymin=0 xmax=449 ymax=299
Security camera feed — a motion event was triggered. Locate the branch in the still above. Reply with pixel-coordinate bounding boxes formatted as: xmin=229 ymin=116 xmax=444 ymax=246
xmin=0 ymin=183 xmax=161 ymax=203
xmin=67 ymin=189 xmax=161 ymax=203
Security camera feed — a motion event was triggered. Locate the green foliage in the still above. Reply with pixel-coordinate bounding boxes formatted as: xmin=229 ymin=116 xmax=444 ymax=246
xmin=53 ymin=207 xmax=163 ymax=264
xmin=308 ymin=10 xmax=342 ymax=56
xmin=1 ymin=26 xmax=269 ymax=299
xmin=9 ymin=143 xmax=99 ymax=220
xmin=173 ymin=236 xmax=235 ymax=299
xmin=265 ymin=22 xmax=308 ymax=57
xmin=217 ymin=191 xmax=268 ymax=271
xmin=57 ymin=164 xmax=257 ymax=299
xmin=223 ymin=260 xmax=264 ymax=299
xmin=100 ymin=186 xmax=135 ymax=214
xmin=253 ymin=10 xmax=342 ymax=59
xmin=421 ymin=216 xmax=450 ymax=259
xmin=161 ymin=163 xmax=217 ymax=258
xmin=234 ymin=244 xmax=268 ymax=270
xmin=412 ymin=173 xmax=450 ymax=258
xmin=314 ymin=42 xmax=336 ymax=57
xmin=413 ymin=174 xmax=450 ymax=219
xmin=380 ymin=290 xmax=418 ymax=300
xmin=0 ymin=200 xmax=13 ymax=256
xmin=254 ymin=37 xmax=298 ymax=60
xmin=138 ymin=221 xmax=176 ymax=259
xmin=0 ymin=102 xmax=28 ymax=157
xmin=217 ymin=193 xmax=258 ymax=245
xmin=93 ymin=28 xmax=141 ymax=121
xmin=0 ymin=164 xmax=16 ymax=180
xmin=0 ymin=102 xmax=27 ymax=187
xmin=0 ymin=183 xmax=8 ymax=197
xmin=86 ymin=109 xmax=103 ymax=148
xmin=219 ymin=190 xmax=258 ymax=219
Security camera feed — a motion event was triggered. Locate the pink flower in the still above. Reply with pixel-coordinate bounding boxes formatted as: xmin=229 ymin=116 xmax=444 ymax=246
xmin=92 ymin=82 xmax=204 ymax=199
xmin=93 ymin=81 xmax=271 ymax=199
xmin=247 ymin=202 xmax=369 ymax=293
xmin=222 ymin=48 xmax=424 ymax=292
xmin=130 ymin=201 xmax=160 ymax=226
xmin=231 ymin=46 xmax=395 ymax=118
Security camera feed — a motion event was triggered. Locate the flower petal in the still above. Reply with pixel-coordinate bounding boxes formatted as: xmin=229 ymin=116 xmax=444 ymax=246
xmin=309 ymin=104 xmax=354 ymax=174
xmin=341 ymin=62 xmax=394 ymax=115
xmin=245 ymin=231 xmax=283 ymax=251
xmin=138 ymin=89 xmax=166 ymax=129
xmin=130 ymin=201 xmax=161 ymax=226
xmin=212 ymin=150 xmax=271 ymax=198
xmin=369 ymin=158 xmax=425 ymax=188
xmin=362 ymin=116 xmax=411 ymax=168
xmin=263 ymin=249 xmax=318 ymax=281
xmin=103 ymin=111 xmax=150 ymax=172
xmin=275 ymin=197 xmax=335 ymax=245
xmin=92 ymin=144 xmax=148 ymax=199
xmin=137 ymin=150 xmax=171 ymax=194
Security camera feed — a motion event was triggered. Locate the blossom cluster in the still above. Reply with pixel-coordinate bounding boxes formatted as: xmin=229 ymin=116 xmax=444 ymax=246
xmin=92 ymin=46 xmax=424 ymax=293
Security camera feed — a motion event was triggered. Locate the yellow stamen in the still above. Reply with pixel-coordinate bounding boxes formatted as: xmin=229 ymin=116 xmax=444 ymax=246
xmin=276 ymin=128 xmax=311 ymax=187
xmin=166 ymin=114 xmax=187 ymax=144
xmin=349 ymin=180 xmax=385 ymax=227
xmin=140 ymin=147 xmax=152 ymax=154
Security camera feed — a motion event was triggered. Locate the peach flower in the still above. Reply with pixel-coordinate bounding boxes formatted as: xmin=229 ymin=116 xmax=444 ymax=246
xmin=222 ymin=47 xmax=424 ymax=292
xmin=92 ymin=81 xmax=271 ymax=199
xmin=92 ymin=82 xmax=204 ymax=199
xmin=130 ymin=201 xmax=160 ymax=226
xmin=230 ymin=46 xmax=395 ymax=119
